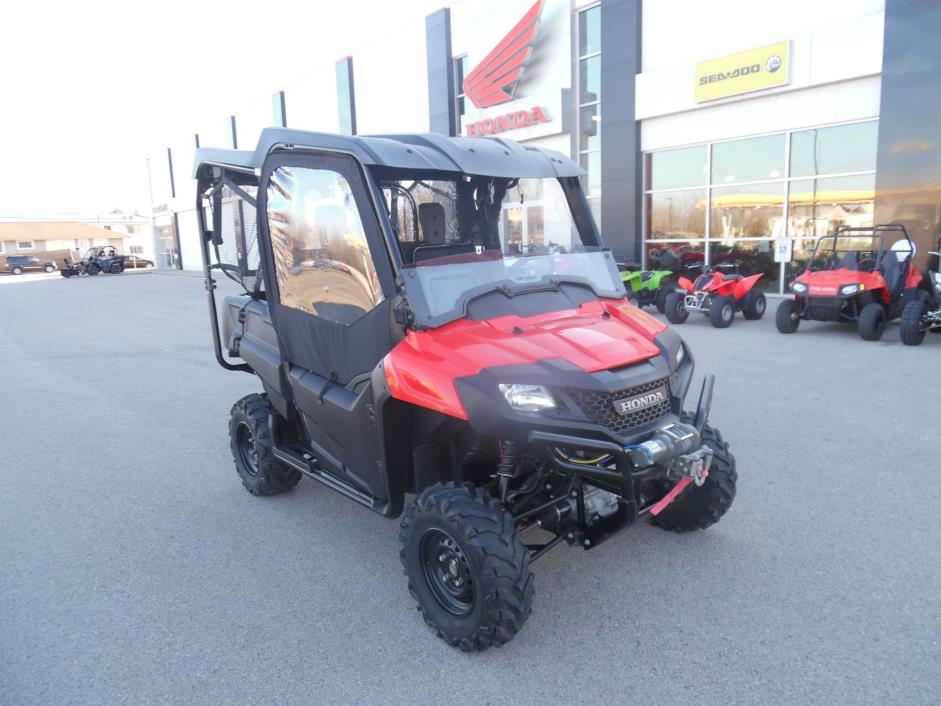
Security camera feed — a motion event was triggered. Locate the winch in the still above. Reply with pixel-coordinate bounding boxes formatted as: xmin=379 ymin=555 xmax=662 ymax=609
xmin=626 ymin=422 xmax=712 ymax=486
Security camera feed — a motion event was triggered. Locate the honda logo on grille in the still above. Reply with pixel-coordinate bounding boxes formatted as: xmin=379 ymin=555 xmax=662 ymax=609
xmin=612 ymin=386 xmax=668 ymax=416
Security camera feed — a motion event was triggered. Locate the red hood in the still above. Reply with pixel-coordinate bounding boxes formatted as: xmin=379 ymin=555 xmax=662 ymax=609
xmin=384 ymin=299 xmax=665 ymax=419
xmin=796 ymin=268 xmax=885 ymax=295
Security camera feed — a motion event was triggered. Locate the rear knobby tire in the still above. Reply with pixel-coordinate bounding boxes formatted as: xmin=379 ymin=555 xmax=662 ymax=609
xmin=653 ymin=424 xmax=737 ymax=532
xmin=655 ymin=286 xmax=671 ymax=314
xmin=858 ymin=302 xmax=886 ymax=341
xmin=110 ymin=262 xmax=123 ymax=274
xmin=664 ymin=292 xmax=689 ymax=324
xmin=399 ymin=482 xmax=534 ymax=652
xmin=899 ymin=300 xmax=927 ymax=346
xmin=709 ymin=296 xmax=735 ymax=328
xmin=776 ymin=299 xmax=801 ymax=333
xmin=229 ymin=393 xmax=301 ymax=496
xmin=86 ymin=263 xmax=100 ymax=276
xmin=743 ymin=290 xmax=766 ymax=320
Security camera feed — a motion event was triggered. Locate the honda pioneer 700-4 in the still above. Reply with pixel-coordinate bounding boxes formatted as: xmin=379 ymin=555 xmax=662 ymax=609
xmin=194 ymin=129 xmax=738 ymax=651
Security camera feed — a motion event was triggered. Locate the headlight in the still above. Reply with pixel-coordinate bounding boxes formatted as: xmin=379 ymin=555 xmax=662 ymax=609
xmin=498 ymin=384 xmax=556 ymax=412
xmin=840 ymin=284 xmax=861 ymax=296
xmin=675 ymin=346 xmax=685 ymax=366
xmin=791 ymin=282 xmax=807 ymax=294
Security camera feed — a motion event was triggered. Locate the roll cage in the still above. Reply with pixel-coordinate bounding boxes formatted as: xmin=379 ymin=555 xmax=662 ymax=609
xmin=807 ymin=224 xmax=915 ymax=273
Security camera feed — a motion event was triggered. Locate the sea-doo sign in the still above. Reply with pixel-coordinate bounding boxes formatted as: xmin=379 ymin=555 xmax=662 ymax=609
xmin=694 ymin=41 xmax=790 ymax=103
xmin=458 ymin=0 xmax=566 ymax=139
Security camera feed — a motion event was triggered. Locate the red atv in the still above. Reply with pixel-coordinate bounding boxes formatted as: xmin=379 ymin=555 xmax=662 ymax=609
xmin=776 ymin=225 xmax=921 ymax=341
xmin=664 ymin=270 xmax=766 ymax=328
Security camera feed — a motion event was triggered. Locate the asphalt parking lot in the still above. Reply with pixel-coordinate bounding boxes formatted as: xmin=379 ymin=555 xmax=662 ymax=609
xmin=2 ymin=272 xmax=939 ymax=705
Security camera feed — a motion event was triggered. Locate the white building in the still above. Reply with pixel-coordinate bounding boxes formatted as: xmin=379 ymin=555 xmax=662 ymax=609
xmin=151 ymin=0 xmax=941 ymax=292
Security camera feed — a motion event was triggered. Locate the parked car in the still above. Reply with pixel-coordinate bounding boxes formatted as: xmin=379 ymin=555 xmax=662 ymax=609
xmin=4 ymin=255 xmax=57 ymax=275
xmin=124 ymin=255 xmax=155 ymax=269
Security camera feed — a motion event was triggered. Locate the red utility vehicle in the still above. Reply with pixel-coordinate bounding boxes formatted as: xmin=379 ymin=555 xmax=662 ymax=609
xmin=776 ymin=225 xmax=921 ymax=340
xmin=664 ymin=271 xmax=766 ymax=328
xmin=193 ymin=129 xmax=739 ymax=651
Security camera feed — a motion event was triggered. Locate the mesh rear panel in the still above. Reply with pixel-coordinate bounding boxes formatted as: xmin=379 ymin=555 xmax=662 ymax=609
xmin=213 ymin=183 xmax=261 ymax=294
xmin=570 ymin=377 xmax=671 ymax=436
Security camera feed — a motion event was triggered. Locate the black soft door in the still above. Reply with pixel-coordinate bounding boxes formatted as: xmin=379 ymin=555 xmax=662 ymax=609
xmin=258 ymin=151 xmax=396 ymax=384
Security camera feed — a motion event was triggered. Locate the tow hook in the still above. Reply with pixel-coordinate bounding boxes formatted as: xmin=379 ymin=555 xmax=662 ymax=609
xmin=670 ymin=446 xmax=713 ymax=487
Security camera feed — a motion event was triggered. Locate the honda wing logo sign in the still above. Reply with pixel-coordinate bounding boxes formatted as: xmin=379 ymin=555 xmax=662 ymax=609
xmin=613 ymin=386 xmax=669 ymax=416
xmin=464 ymin=0 xmax=542 ymax=109
xmin=460 ymin=0 xmax=567 ymax=139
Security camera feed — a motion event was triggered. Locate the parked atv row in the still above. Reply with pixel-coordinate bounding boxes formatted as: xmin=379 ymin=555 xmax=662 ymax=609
xmin=60 ymin=246 xmax=125 ymax=277
xmin=619 ymin=264 xmax=768 ymax=329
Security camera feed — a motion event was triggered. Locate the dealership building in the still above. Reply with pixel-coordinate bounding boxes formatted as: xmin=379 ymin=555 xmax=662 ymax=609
xmin=153 ymin=0 xmax=940 ymax=293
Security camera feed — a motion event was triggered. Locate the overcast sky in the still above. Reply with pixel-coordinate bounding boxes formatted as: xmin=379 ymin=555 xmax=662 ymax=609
xmin=0 ymin=0 xmax=445 ymax=216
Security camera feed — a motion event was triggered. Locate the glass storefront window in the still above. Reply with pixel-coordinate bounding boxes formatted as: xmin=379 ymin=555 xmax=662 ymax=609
xmin=578 ymin=5 xmax=600 ymax=56
xmin=710 ymin=182 xmax=785 ymax=239
xmin=579 ymin=104 xmax=600 ymax=151
xmin=644 ymin=122 xmax=878 ymax=290
xmin=790 ymin=121 xmax=878 ymax=177
xmin=711 ymin=134 xmax=785 ymax=184
xmin=587 ymin=197 xmax=601 ymax=229
xmin=709 ymin=239 xmax=778 ymax=290
xmin=787 ymin=174 xmax=875 ymax=238
xmin=580 ymin=151 xmax=601 ymax=199
xmin=645 ymin=240 xmax=706 ymax=281
xmin=579 ymin=56 xmax=600 ymax=104
xmin=646 ymin=190 xmax=707 ymax=239
xmin=646 ymin=145 xmax=708 ymax=190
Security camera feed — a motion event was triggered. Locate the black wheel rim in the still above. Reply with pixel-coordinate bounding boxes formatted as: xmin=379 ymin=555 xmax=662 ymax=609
xmin=420 ymin=528 xmax=475 ymax=617
xmin=236 ymin=423 xmax=259 ymax=476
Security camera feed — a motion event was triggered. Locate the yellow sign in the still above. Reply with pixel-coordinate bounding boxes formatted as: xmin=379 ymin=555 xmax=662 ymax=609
xmin=694 ymin=41 xmax=789 ymax=103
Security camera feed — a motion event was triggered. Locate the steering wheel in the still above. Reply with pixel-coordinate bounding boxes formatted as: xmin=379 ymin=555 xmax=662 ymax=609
xmin=506 ymin=255 xmax=555 ymax=281
xmin=857 ymin=258 xmax=877 ymax=273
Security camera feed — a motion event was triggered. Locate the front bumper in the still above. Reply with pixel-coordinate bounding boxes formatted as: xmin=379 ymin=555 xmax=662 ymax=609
xmin=527 ymin=374 xmax=715 ymax=517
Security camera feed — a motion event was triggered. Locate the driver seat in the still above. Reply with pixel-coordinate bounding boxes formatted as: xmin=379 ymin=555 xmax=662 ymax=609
xmin=879 ymin=251 xmax=906 ymax=294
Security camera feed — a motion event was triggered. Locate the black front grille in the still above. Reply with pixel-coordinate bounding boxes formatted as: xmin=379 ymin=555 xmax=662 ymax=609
xmin=805 ymin=296 xmax=843 ymax=322
xmin=569 ymin=377 xmax=671 ymax=436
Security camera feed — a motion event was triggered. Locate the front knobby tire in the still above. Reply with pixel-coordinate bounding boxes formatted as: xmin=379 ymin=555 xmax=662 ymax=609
xmin=229 ymin=393 xmax=301 ymax=496
xmin=399 ymin=482 xmax=534 ymax=652
xmin=664 ymin=292 xmax=689 ymax=324
xmin=776 ymin=299 xmax=801 ymax=333
xmin=709 ymin=296 xmax=735 ymax=328
xmin=899 ymin=299 xmax=928 ymax=346
xmin=653 ymin=425 xmax=737 ymax=532
xmin=858 ymin=302 xmax=886 ymax=341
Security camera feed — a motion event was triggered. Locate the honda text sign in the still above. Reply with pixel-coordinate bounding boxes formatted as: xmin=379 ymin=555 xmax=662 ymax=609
xmin=455 ymin=0 xmax=570 ymax=140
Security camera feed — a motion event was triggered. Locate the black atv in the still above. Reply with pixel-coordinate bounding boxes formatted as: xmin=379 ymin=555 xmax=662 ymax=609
xmin=900 ymin=233 xmax=941 ymax=345
xmin=194 ymin=128 xmax=738 ymax=651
